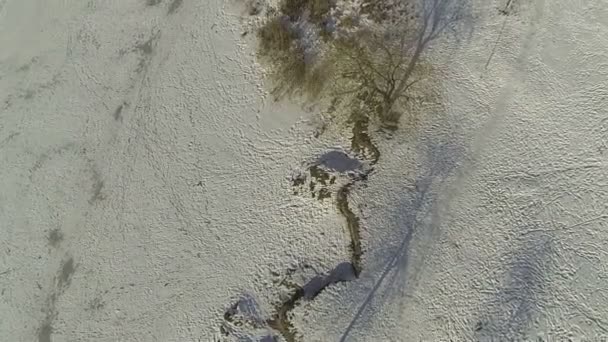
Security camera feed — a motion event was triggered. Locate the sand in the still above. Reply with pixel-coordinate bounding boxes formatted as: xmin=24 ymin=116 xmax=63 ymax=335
xmin=1 ymin=0 xmax=607 ymax=341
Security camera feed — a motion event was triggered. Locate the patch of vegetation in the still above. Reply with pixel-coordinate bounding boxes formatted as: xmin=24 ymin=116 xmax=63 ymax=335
xmin=349 ymin=105 xmax=380 ymax=162
xmin=257 ymin=0 xmax=338 ymax=99
xmin=279 ymin=0 xmax=333 ymax=23
xmin=258 ymin=13 xmax=332 ymax=99
xmin=291 ymin=164 xmax=336 ymax=200
xmin=264 ymin=263 xmax=358 ymax=341
xmin=256 ymin=0 xmax=463 ymax=135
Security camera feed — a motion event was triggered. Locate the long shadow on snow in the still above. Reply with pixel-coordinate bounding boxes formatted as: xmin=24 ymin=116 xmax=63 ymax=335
xmin=340 ymin=130 xmax=467 ymax=341
xmin=474 ymin=234 xmax=553 ymax=340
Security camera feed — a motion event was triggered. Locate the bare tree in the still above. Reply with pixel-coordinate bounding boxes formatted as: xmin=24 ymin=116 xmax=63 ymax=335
xmin=332 ymin=0 xmax=467 ymax=128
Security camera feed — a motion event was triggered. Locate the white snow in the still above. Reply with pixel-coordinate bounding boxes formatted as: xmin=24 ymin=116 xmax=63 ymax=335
xmin=1 ymin=0 xmax=607 ymax=341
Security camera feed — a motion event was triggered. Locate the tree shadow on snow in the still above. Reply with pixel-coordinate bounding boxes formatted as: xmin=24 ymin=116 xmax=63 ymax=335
xmin=339 ymin=119 xmax=469 ymax=341
xmin=474 ymin=235 xmax=553 ymax=340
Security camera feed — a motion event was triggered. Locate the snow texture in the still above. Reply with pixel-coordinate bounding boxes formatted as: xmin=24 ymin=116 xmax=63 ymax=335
xmin=1 ymin=0 xmax=608 ymax=341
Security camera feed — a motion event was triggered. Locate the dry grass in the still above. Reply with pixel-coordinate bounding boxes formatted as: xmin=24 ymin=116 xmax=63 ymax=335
xmin=258 ymin=16 xmax=293 ymax=53
xmin=280 ymin=0 xmax=333 ymax=22
xmin=257 ymin=4 xmax=333 ymax=100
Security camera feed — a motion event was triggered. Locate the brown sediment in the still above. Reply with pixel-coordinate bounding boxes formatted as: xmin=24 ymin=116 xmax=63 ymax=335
xmin=292 ymin=164 xmax=335 ymax=200
xmin=222 ymin=261 xmax=358 ymax=341
xmin=309 ymin=165 xmax=333 ymax=200
xmin=336 ymin=184 xmax=363 ymax=277
xmin=290 ymin=110 xmax=380 ymax=279
xmin=349 ymin=110 xmax=380 ymax=164
xmin=221 ymin=274 xmax=304 ymax=341
xmin=265 ymin=261 xmax=357 ymax=342
xmin=267 ymin=287 xmax=305 ymax=342
xmin=223 ymin=301 xmax=239 ymax=323
xmin=260 ymin=92 xmax=383 ymax=342
xmin=341 ymin=108 xmax=382 ymax=277
xmin=309 ymin=165 xmax=331 ymax=185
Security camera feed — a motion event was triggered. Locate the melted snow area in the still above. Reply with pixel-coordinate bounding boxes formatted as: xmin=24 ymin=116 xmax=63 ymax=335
xmin=1 ymin=0 xmax=607 ymax=341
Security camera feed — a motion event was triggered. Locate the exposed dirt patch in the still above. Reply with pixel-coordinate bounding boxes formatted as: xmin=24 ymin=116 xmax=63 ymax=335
xmin=336 ymin=184 xmax=363 ymax=276
xmin=267 ymin=287 xmax=304 ymax=342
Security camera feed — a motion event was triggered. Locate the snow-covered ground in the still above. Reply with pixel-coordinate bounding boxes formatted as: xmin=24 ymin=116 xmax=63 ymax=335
xmin=1 ymin=0 xmax=607 ymax=341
